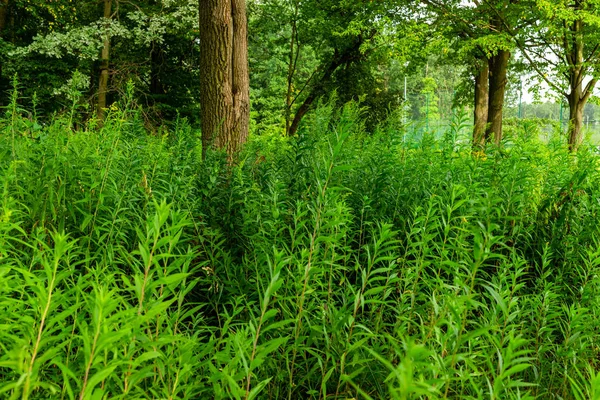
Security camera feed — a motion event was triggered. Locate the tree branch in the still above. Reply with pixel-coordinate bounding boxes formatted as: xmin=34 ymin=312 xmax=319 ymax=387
xmin=582 ymin=78 xmax=597 ymax=103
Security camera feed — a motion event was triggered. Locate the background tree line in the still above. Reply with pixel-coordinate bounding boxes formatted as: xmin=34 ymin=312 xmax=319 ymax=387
xmin=2 ymin=0 xmax=600 ymax=155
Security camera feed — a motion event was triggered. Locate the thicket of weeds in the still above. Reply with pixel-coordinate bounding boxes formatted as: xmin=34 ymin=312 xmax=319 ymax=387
xmin=2 ymin=85 xmax=600 ymax=399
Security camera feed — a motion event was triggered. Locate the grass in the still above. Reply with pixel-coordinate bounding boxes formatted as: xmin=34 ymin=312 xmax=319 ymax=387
xmin=1 ymin=90 xmax=600 ymax=399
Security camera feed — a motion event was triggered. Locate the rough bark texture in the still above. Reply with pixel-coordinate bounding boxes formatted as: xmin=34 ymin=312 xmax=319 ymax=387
xmin=486 ymin=49 xmax=510 ymax=145
xmin=473 ymin=56 xmax=489 ymax=150
xmin=97 ymin=0 xmax=112 ymax=122
xmin=199 ymin=0 xmax=250 ymax=160
xmin=231 ymin=0 xmax=250 ymax=149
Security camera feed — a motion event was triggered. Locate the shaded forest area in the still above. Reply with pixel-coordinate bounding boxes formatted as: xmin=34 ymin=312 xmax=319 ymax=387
xmin=3 ymin=1 xmax=600 ymax=399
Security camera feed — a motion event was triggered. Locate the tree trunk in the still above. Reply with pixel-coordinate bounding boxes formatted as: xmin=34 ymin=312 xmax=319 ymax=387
xmin=473 ymin=55 xmax=489 ymax=150
xmin=0 ymin=0 xmax=8 ymax=106
xmin=486 ymin=49 xmax=510 ymax=145
xmin=288 ymin=91 xmax=316 ymax=138
xmin=150 ymin=41 xmax=165 ymax=101
xmin=0 ymin=0 xmax=7 ymax=36
xmin=97 ymin=0 xmax=112 ymax=122
xmin=567 ymin=96 xmax=584 ymax=152
xmin=287 ymin=50 xmax=343 ymax=137
xmin=565 ymin=67 xmax=594 ymax=152
xmin=231 ymin=0 xmax=250 ymax=150
xmin=287 ymin=37 xmax=367 ymax=137
xmin=285 ymin=9 xmax=299 ymax=136
xmin=564 ymin=11 xmax=596 ymax=152
xmin=198 ymin=0 xmax=250 ymax=161
xmin=8 ymin=0 xmax=12 ymax=44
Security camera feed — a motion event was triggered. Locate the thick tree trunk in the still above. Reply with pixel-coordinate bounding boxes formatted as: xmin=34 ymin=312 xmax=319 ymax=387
xmin=198 ymin=0 xmax=250 ymax=160
xmin=97 ymin=0 xmax=112 ymax=122
xmin=486 ymin=49 xmax=510 ymax=145
xmin=473 ymin=56 xmax=489 ymax=150
xmin=231 ymin=0 xmax=250 ymax=150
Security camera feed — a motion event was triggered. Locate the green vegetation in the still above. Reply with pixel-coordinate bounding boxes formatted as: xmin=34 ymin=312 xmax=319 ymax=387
xmin=4 ymin=0 xmax=600 ymax=399
xmin=2 ymin=90 xmax=600 ymax=398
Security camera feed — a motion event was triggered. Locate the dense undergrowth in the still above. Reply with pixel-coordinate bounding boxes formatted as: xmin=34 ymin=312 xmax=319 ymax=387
xmin=2 ymin=90 xmax=600 ymax=399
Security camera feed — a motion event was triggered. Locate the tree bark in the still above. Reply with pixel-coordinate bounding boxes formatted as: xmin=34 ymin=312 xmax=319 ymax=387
xmin=288 ymin=91 xmax=316 ymax=138
xmin=0 ymin=0 xmax=8 ymax=106
xmin=564 ymin=9 xmax=596 ymax=152
xmin=568 ymin=95 xmax=585 ymax=152
xmin=565 ymin=70 xmax=594 ymax=152
xmin=8 ymin=0 xmax=12 ymax=44
xmin=0 ymin=0 xmax=7 ymax=33
xmin=473 ymin=55 xmax=489 ymax=150
xmin=486 ymin=49 xmax=510 ymax=145
xmin=198 ymin=0 xmax=250 ymax=161
xmin=97 ymin=0 xmax=112 ymax=122
xmin=287 ymin=37 xmax=367 ymax=137
xmin=231 ymin=0 xmax=250 ymax=150
xmin=287 ymin=50 xmax=345 ymax=137
xmin=150 ymin=42 xmax=165 ymax=97
xmin=285 ymin=5 xmax=299 ymax=136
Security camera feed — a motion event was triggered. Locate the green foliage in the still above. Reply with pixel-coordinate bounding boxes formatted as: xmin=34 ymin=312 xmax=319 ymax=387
xmin=2 ymin=98 xmax=600 ymax=399
xmin=1 ymin=0 xmax=200 ymax=122
xmin=419 ymin=76 xmax=440 ymax=122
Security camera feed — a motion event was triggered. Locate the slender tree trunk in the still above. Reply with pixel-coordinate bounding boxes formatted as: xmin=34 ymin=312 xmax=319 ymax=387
xmin=150 ymin=42 xmax=165 ymax=97
xmin=565 ymin=12 xmax=596 ymax=152
xmin=8 ymin=4 xmax=13 ymax=44
xmin=287 ymin=53 xmax=341 ymax=137
xmin=199 ymin=0 xmax=250 ymax=160
xmin=0 ymin=0 xmax=7 ymax=37
xmin=97 ymin=0 xmax=112 ymax=121
xmin=288 ymin=92 xmax=316 ymax=138
xmin=486 ymin=49 xmax=510 ymax=145
xmin=473 ymin=55 xmax=489 ymax=150
xmin=0 ymin=0 xmax=8 ymax=106
xmin=568 ymin=95 xmax=584 ymax=152
xmin=565 ymin=69 xmax=595 ymax=152
xmin=567 ymin=38 xmax=584 ymax=153
xmin=285 ymin=7 xmax=299 ymax=136
xmin=287 ymin=37 xmax=367 ymax=137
